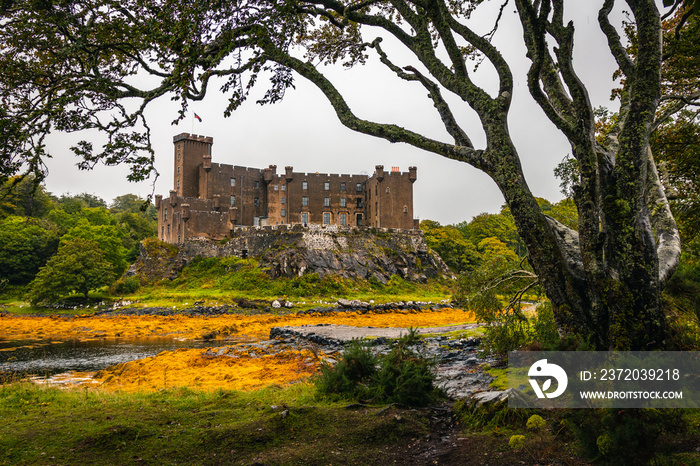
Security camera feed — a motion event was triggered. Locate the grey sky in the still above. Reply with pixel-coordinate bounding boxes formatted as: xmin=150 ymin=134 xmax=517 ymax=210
xmin=40 ymin=1 xmax=640 ymax=225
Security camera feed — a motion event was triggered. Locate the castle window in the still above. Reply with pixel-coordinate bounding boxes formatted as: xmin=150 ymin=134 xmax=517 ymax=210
xmin=230 ymin=178 xmax=235 ymax=187
xmin=340 ymin=198 xmax=346 ymax=207
xmin=302 ymin=212 xmax=309 ymax=224
xmin=302 ymin=196 xmax=308 ymax=206
xmin=254 ymin=197 xmax=259 ymax=207
xmin=177 ymin=166 xmax=180 ymax=174
xmin=177 ymin=180 xmax=180 ymax=189
xmin=161 ymin=226 xmax=164 ymax=237
xmin=167 ymin=224 xmax=171 ymax=234
xmin=386 ymin=187 xmax=390 ymax=194
xmin=302 ymin=181 xmax=308 ymax=190
xmin=164 ymin=208 xmax=168 ymax=221
xmin=324 ymin=197 xmax=330 ymax=207
xmin=230 ymin=195 xmax=235 ymax=206
xmin=356 ymin=198 xmax=362 ymax=208
xmin=323 ymin=212 xmax=331 ymax=225
xmin=178 ymin=234 xmax=181 ymax=243
xmin=356 ymin=214 xmax=363 ymax=226
xmin=274 ymin=185 xmax=279 ymax=191
xmin=281 ymin=185 xmax=286 ymax=191
xmin=340 ymin=183 xmax=346 ymax=191
xmin=340 ymin=213 xmax=347 ymax=226
xmin=281 ymin=209 xmax=286 ymax=217
xmin=404 ymin=205 xmax=408 ymax=213
xmin=356 ymin=183 xmax=362 ymax=192
xmin=324 ymin=182 xmax=330 ymax=190
xmin=281 ymin=197 xmax=285 ymax=205
xmin=254 ymin=181 xmax=260 ymax=189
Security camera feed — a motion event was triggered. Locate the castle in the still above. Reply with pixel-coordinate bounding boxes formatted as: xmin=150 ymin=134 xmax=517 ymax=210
xmin=155 ymin=133 xmax=418 ymax=244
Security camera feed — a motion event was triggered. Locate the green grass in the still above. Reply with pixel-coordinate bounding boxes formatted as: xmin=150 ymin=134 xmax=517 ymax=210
xmin=3 ymin=256 xmax=453 ymax=314
xmin=0 ymin=382 xmax=434 ymax=466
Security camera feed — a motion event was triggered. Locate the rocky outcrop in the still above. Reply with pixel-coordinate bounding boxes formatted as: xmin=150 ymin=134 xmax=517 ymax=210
xmin=130 ymin=226 xmax=453 ymax=284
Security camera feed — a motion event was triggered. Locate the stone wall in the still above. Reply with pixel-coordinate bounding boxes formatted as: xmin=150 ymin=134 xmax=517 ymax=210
xmin=130 ymin=226 xmax=453 ymax=284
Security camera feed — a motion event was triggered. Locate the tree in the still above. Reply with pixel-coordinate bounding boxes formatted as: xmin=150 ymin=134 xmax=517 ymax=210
xmin=0 ymin=216 xmax=59 ymax=284
xmin=61 ymin=221 xmax=129 ymax=277
xmin=0 ymin=176 xmax=53 ymax=218
xmin=110 ymin=194 xmax=157 ymax=222
xmin=27 ymin=237 xmax=115 ymax=303
xmin=459 ymin=212 xmax=520 ymax=253
xmin=2 ymin=1 xmax=697 ymax=349
xmin=420 ymin=219 xmax=481 ymax=273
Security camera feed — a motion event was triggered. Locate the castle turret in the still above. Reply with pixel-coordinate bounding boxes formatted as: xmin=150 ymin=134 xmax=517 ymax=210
xmin=375 ymin=165 xmax=384 ymax=181
xmin=173 ymin=133 xmax=213 ymax=198
xmin=263 ymin=165 xmax=276 ymax=184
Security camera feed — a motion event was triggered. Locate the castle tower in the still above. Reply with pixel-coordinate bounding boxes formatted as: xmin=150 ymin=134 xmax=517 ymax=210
xmin=173 ymin=133 xmax=213 ymax=198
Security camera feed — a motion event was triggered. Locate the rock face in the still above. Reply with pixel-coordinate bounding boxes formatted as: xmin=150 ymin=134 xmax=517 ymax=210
xmin=129 ymin=225 xmax=452 ymax=284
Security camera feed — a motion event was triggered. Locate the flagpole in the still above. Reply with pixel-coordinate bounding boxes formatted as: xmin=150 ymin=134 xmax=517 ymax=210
xmin=191 ymin=113 xmax=194 ymax=134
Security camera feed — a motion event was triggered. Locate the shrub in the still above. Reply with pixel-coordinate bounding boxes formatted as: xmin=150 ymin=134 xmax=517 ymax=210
xmin=315 ymin=329 xmax=440 ymax=407
xmin=526 ymin=414 xmax=546 ymax=431
xmin=113 ymin=275 xmax=141 ymax=294
xmin=369 ymin=330 xmax=438 ymax=407
xmin=314 ymin=340 xmax=377 ymax=401
xmin=509 ymin=435 xmax=525 ymax=449
xmin=562 ymin=408 xmax=686 ymax=464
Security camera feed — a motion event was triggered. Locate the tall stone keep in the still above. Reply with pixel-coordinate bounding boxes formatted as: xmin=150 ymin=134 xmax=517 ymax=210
xmin=173 ymin=133 xmax=213 ymax=198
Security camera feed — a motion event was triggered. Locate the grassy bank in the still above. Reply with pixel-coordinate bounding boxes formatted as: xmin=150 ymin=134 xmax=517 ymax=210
xmin=1 ymin=256 xmax=453 ymax=314
xmin=0 ymin=381 xmax=576 ymax=466
xmin=1 ymin=382 xmax=402 ymax=465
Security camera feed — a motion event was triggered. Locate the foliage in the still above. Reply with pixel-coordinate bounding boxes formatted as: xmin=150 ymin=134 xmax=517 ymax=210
xmin=562 ymin=409 xmax=687 ymax=464
xmin=458 ymin=212 xmax=521 ymax=254
xmin=526 ymin=414 xmax=546 ymax=431
xmin=454 ymin=251 xmax=562 ymax=354
xmin=0 ymin=217 xmax=59 ymax=285
xmin=314 ymin=340 xmax=378 ymax=401
xmin=420 ymin=220 xmax=481 ymax=273
xmin=315 ymin=329 xmax=440 ymax=407
xmin=0 ymin=175 xmax=53 ymax=218
xmin=110 ymin=193 xmax=157 ymax=221
xmin=26 ymin=237 xmax=115 ymax=303
xmin=112 ymin=275 xmax=141 ymax=295
xmin=508 ymin=435 xmax=525 ymax=449
xmin=61 ymin=221 xmax=129 ymax=277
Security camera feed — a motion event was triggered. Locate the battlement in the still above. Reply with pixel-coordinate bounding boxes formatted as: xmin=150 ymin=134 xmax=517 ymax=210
xmin=173 ymin=133 xmax=214 ymax=144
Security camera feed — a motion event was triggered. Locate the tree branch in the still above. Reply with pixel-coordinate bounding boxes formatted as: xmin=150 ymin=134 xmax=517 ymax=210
xmin=646 ymin=146 xmax=681 ymax=284
xmin=599 ymin=0 xmax=635 ymax=77
xmin=260 ymin=37 xmax=489 ymax=170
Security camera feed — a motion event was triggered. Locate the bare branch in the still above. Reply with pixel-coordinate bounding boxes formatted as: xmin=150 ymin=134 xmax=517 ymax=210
xmin=599 ymin=0 xmax=635 ymax=77
xmin=259 ymin=36 xmax=489 ymax=170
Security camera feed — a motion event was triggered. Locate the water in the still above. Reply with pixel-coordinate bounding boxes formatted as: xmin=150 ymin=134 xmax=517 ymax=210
xmin=0 ymin=338 xmax=227 ymax=374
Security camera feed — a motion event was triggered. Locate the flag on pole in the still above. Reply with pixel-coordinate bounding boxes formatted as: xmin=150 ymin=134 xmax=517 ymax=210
xmin=194 ymin=113 xmax=202 ymax=122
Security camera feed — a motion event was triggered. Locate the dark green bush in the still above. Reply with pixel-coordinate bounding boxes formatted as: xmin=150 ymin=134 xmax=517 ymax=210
xmin=562 ymin=408 xmax=687 ymax=464
xmin=315 ymin=329 xmax=440 ymax=407
xmin=315 ymin=340 xmax=378 ymax=401
xmin=112 ymin=275 xmax=141 ymax=294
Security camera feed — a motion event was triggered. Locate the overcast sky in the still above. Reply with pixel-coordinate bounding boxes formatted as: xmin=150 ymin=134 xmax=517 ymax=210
xmin=40 ymin=1 xmax=643 ymax=225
